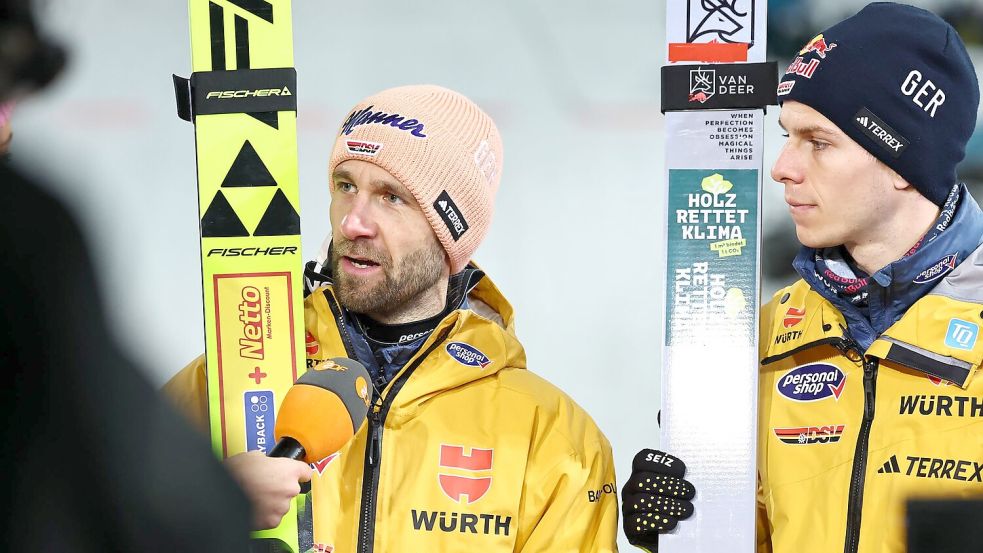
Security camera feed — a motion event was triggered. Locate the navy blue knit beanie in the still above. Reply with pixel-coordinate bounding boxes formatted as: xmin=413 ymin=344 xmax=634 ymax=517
xmin=778 ymin=2 xmax=980 ymax=206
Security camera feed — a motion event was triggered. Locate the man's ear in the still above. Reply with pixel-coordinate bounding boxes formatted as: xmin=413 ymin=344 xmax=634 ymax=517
xmin=890 ymin=166 xmax=914 ymax=192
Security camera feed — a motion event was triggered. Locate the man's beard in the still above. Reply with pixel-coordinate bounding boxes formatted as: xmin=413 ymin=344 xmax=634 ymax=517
xmin=331 ymin=238 xmax=446 ymax=318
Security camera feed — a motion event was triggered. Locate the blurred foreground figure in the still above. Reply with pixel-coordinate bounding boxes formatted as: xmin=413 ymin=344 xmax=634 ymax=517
xmin=0 ymin=1 xmax=250 ymax=551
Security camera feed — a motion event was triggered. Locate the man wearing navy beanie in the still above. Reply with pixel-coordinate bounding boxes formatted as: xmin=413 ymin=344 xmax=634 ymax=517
xmin=623 ymin=4 xmax=983 ymax=553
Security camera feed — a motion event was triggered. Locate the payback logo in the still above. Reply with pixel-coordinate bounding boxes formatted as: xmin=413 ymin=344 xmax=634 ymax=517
xmin=778 ymin=363 xmax=846 ymax=402
xmin=783 ymin=307 xmax=806 ymax=328
xmin=438 ymin=445 xmax=493 ymax=504
xmin=913 ymin=254 xmax=957 ymax=284
xmin=446 ymin=342 xmax=491 ymax=368
xmin=689 ymin=68 xmax=715 ymax=103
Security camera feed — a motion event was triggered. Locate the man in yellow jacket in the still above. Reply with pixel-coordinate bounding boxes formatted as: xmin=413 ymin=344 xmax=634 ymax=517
xmin=624 ymin=4 xmax=982 ymax=552
xmin=166 ymin=84 xmax=619 ymax=552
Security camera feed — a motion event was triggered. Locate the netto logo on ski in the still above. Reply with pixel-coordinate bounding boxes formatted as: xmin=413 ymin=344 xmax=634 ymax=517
xmin=238 ymin=287 xmax=265 ymax=360
xmin=434 ymin=191 xmax=469 ymax=241
xmin=914 ymin=254 xmax=957 ymax=284
xmin=410 ymin=445 xmax=512 ymax=537
xmin=446 ymin=342 xmax=490 ymax=368
xmin=774 ymin=424 xmax=845 ymax=445
xmin=777 ymin=363 xmax=846 ymax=402
xmin=878 ymin=454 xmax=983 ymax=482
xmin=205 ymin=86 xmax=292 ymax=100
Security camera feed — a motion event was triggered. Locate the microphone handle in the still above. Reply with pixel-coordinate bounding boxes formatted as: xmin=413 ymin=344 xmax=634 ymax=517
xmin=268 ymin=436 xmax=306 ymax=460
xmin=267 ymin=437 xmax=312 ymax=494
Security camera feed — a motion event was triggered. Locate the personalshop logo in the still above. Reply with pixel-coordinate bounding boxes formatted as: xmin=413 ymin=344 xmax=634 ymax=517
xmin=777 ymin=363 xmax=846 ymax=402
xmin=945 ymin=319 xmax=979 ymax=351
xmin=913 ymin=254 xmax=957 ymax=284
xmin=446 ymin=342 xmax=490 ymax=368
xmin=773 ymin=424 xmax=845 ymax=445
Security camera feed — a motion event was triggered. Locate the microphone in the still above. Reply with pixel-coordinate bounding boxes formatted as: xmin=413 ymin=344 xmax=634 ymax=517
xmin=269 ymin=357 xmax=372 ymax=465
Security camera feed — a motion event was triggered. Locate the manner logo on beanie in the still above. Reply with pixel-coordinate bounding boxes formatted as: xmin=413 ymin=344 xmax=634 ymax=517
xmin=776 ymin=2 xmax=980 ymax=206
xmin=328 ymin=85 xmax=504 ymax=274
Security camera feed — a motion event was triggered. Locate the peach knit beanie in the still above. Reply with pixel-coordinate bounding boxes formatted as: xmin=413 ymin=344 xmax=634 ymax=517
xmin=329 ymin=85 xmax=503 ymax=274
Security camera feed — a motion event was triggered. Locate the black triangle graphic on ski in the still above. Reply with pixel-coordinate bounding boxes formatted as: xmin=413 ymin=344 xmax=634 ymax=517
xmin=248 ymin=111 xmax=279 ymax=129
xmin=201 ymin=191 xmax=250 ymax=237
xmin=253 ymin=189 xmax=300 ymax=236
xmin=227 ymin=0 xmax=273 ymax=23
xmin=221 ymin=140 xmax=278 ymax=188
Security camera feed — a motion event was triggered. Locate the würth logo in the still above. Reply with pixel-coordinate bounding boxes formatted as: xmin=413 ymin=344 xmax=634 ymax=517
xmin=438 ymin=445 xmax=493 ymax=504
xmin=782 ymin=307 xmax=805 ymax=328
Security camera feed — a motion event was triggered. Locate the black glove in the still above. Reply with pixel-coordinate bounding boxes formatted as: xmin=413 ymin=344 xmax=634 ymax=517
xmin=622 ymin=449 xmax=696 ymax=551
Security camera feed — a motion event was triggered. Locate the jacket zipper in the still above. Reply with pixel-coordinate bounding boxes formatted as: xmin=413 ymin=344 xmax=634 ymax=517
xmin=838 ymin=338 xmax=878 ymax=553
xmin=356 ymin=329 xmax=451 ymax=553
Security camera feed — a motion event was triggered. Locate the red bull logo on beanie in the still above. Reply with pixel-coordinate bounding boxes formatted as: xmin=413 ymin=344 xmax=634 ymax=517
xmin=778 ymin=363 xmax=846 ymax=402
xmin=913 ymin=254 xmax=958 ymax=284
xmin=798 ymin=34 xmax=837 ymax=59
xmin=446 ymin=342 xmax=490 ymax=368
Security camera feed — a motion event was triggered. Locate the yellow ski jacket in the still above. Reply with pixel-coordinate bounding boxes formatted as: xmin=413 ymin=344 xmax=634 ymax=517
xmin=165 ymin=272 xmax=619 ymax=552
xmin=757 ymin=247 xmax=983 ymax=553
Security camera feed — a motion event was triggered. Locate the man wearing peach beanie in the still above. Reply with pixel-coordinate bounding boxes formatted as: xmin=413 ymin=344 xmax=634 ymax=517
xmin=166 ymin=84 xmax=619 ymax=552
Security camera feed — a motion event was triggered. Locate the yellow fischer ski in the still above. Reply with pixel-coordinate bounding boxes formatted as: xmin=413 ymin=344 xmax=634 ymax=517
xmin=174 ymin=1 xmax=306 ymax=550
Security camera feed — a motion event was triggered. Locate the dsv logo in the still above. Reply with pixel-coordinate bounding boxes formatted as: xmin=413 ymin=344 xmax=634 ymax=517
xmin=438 ymin=445 xmax=493 ymax=504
